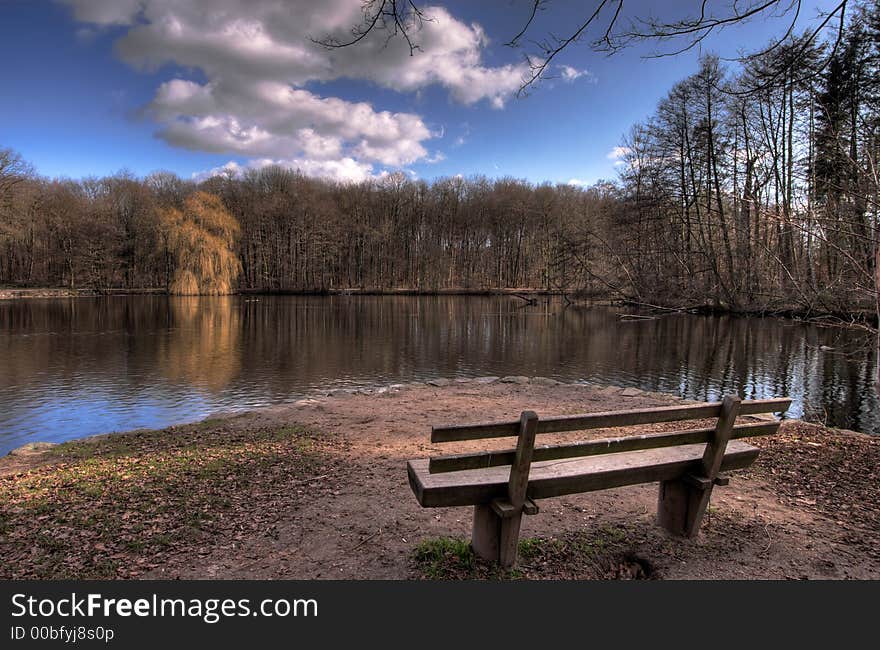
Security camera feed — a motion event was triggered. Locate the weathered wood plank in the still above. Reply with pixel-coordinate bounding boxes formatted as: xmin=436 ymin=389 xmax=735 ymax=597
xmin=491 ymin=498 xmax=539 ymax=517
xmin=471 ymin=504 xmax=500 ymax=562
xmin=507 ymin=411 xmax=538 ymax=509
xmin=681 ymin=394 xmax=741 ymax=537
xmin=657 ymin=478 xmax=690 ymax=535
xmin=738 ymin=398 xmax=792 ymax=416
xmin=407 ymin=440 xmax=760 ymax=508
xmin=428 ymin=421 xmax=779 ymax=473
xmin=491 ymin=499 xmax=517 ymax=518
xmin=499 ymin=517 xmax=521 ymax=568
xmin=498 ymin=411 xmax=538 ymax=568
xmin=683 ymin=474 xmax=713 ymax=490
xmin=702 ymin=395 xmax=741 ymax=480
xmin=430 ymin=398 xmax=791 ymax=442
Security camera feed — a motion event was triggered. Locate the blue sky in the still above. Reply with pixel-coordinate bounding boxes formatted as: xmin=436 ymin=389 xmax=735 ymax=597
xmin=0 ymin=0 xmax=843 ymax=185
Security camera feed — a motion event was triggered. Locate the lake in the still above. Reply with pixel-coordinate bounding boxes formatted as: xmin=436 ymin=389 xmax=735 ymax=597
xmin=0 ymin=295 xmax=876 ymax=453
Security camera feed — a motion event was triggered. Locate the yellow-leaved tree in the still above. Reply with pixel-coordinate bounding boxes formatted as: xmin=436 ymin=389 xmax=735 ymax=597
xmin=159 ymin=191 xmax=241 ymax=295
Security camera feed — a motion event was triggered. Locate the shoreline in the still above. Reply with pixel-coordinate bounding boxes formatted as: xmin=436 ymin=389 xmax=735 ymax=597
xmin=2 ymin=379 xmax=877 ymax=580
xmin=4 ymin=378 xmax=683 ymax=457
xmin=3 ymin=376 xmax=873 ymax=459
xmin=0 ymin=287 xmax=570 ymax=300
xmin=2 ymin=287 xmax=874 ymax=326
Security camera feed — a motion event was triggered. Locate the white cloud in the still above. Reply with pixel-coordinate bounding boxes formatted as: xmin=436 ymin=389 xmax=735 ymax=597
xmin=193 ymin=156 xmax=377 ymax=184
xmin=61 ymin=0 xmax=530 ymax=181
xmin=567 ymin=178 xmax=592 ymax=187
xmin=559 ymin=65 xmax=594 ymax=83
xmin=606 ymin=146 xmax=631 ymax=166
xmin=150 ymin=79 xmax=430 ymax=166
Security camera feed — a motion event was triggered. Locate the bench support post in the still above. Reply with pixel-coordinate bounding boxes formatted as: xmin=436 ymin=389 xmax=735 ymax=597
xmin=657 ymin=395 xmax=741 ymax=538
xmin=471 ymin=504 xmax=501 ymax=561
xmin=657 ymin=478 xmax=707 ymax=537
xmin=470 ymin=411 xmax=538 ymax=568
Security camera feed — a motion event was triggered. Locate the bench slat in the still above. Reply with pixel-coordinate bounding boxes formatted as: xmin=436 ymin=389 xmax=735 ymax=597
xmin=428 ymin=420 xmax=779 ymax=473
xmin=430 ymin=398 xmax=791 ymax=442
xmin=408 ymin=440 xmax=760 ymax=508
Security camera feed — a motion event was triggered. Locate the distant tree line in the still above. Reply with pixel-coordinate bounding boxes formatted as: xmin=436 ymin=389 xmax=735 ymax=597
xmin=0 ymin=159 xmax=617 ymax=297
xmin=0 ymin=5 xmax=877 ymax=318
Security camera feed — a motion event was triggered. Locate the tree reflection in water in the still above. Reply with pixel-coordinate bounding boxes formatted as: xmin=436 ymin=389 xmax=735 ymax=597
xmin=0 ymin=296 xmax=875 ymax=452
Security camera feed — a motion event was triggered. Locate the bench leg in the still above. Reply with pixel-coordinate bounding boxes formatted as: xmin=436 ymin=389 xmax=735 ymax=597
xmin=471 ymin=504 xmax=501 ymax=562
xmin=657 ymin=479 xmax=714 ymax=538
xmin=471 ymin=505 xmax=524 ymax=568
xmin=498 ymin=514 xmax=523 ymax=569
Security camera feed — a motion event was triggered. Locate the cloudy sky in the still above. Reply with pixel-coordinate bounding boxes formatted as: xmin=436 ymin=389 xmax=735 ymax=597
xmin=0 ymin=0 xmax=842 ymax=185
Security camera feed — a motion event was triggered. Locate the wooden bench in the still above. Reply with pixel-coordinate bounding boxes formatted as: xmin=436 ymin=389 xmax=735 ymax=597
xmin=407 ymin=394 xmax=791 ymax=568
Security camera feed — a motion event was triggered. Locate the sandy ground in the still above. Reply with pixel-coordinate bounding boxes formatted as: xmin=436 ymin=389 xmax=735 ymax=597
xmin=44 ymin=379 xmax=870 ymax=580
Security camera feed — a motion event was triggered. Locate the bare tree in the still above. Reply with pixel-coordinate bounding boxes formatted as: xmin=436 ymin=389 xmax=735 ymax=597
xmin=315 ymin=1 xmax=849 ymax=95
xmin=0 ymin=148 xmax=33 ymax=210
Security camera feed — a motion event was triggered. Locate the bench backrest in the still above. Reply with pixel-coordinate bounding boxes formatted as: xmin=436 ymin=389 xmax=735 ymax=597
xmin=428 ymin=396 xmax=792 ymax=476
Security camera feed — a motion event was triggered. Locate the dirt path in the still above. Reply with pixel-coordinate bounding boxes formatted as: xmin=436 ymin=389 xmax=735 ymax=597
xmin=112 ymin=380 xmax=878 ymax=580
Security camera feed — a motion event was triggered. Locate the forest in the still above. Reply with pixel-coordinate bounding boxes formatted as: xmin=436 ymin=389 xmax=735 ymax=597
xmin=0 ymin=4 xmax=878 ymax=319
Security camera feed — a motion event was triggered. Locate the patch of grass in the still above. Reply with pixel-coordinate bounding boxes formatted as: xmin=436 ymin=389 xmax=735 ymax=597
xmin=517 ymin=537 xmax=549 ymax=560
xmin=413 ymin=537 xmax=524 ymax=579
xmin=1 ymin=423 xmax=329 ymax=579
xmin=412 ymin=525 xmax=657 ymax=580
xmin=414 ymin=537 xmax=475 ymax=579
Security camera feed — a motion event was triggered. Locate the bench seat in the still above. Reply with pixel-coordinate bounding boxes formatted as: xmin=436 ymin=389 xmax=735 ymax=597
xmin=408 ymin=440 xmax=760 ymax=508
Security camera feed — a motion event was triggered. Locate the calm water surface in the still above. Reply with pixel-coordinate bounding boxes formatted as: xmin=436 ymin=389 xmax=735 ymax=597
xmin=0 ymin=295 xmax=876 ymax=453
